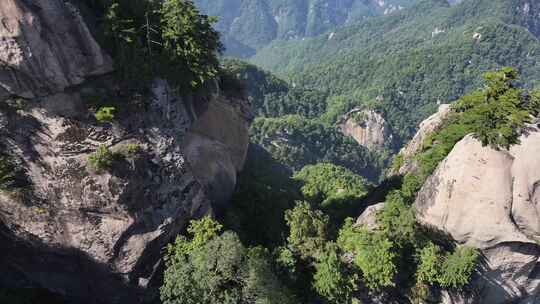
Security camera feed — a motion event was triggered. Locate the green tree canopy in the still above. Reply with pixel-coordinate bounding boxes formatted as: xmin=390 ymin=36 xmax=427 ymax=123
xmin=454 ymin=67 xmax=533 ymax=150
xmin=160 ymin=0 xmax=222 ymax=89
xmin=285 ymin=201 xmax=329 ymax=260
xmin=94 ymin=0 xmax=223 ymax=91
xmin=161 ymin=217 xmax=295 ymax=304
xmin=313 ymin=243 xmax=356 ymax=303
xmin=338 ymin=219 xmax=397 ymax=291
xmin=294 ymin=163 xmax=370 ymax=207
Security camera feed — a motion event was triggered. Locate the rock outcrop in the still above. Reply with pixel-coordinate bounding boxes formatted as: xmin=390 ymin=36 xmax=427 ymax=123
xmin=415 ymin=130 xmax=540 ymax=304
xmin=393 ymin=104 xmax=451 ymax=175
xmin=355 ymin=202 xmax=384 ymax=231
xmin=0 ymin=82 xmax=250 ymax=303
xmin=519 ymin=0 xmax=540 ymax=38
xmin=0 ymin=1 xmax=251 ymax=303
xmin=0 ymin=0 xmax=113 ymax=99
xmin=339 ymin=109 xmax=392 ymax=151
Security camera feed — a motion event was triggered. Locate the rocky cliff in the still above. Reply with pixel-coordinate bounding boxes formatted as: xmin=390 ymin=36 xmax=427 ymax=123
xmin=339 ymin=109 xmax=392 ymax=151
xmin=0 ymin=0 xmax=113 ymax=99
xmin=0 ymin=1 xmax=251 ymax=303
xmin=515 ymin=0 xmax=540 ymax=38
xmin=392 ymin=104 xmax=451 ymax=175
xmin=415 ymin=129 xmax=540 ymax=303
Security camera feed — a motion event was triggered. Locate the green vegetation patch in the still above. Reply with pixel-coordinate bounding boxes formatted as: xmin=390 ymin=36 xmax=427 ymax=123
xmin=160 ymin=217 xmax=296 ymax=304
xmin=252 ymin=0 xmax=540 ymax=144
xmin=94 ymin=106 xmax=116 ymax=123
xmin=0 ymin=153 xmax=28 ymax=191
xmin=87 ymin=145 xmax=115 ymax=172
xmin=415 ymin=67 xmax=540 ymax=180
xmin=294 ymin=163 xmax=372 ymax=227
xmin=0 ymin=155 xmax=18 ymax=191
xmin=86 ymin=0 xmax=222 ymax=93
xmin=250 ymin=115 xmax=383 ymax=180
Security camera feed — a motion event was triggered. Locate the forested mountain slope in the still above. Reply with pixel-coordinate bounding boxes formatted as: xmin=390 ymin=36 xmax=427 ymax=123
xmin=222 ymin=59 xmax=390 ymax=181
xmin=252 ymin=0 xmax=540 ymax=142
xmin=193 ymin=0 xmax=421 ymax=57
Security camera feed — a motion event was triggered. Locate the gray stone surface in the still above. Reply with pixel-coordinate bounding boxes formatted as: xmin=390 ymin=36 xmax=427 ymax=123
xmin=355 ymin=202 xmax=385 ymax=231
xmin=0 ymin=0 xmax=112 ymax=99
xmin=415 ymin=131 xmax=540 ymax=304
xmin=393 ymin=104 xmax=451 ymax=175
xmin=0 ymin=79 xmax=250 ymax=303
xmin=339 ymin=109 xmax=392 ymax=151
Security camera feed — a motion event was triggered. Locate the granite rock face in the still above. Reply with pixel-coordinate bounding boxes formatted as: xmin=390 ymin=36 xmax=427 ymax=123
xmin=339 ymin=109 xmax=392 ymax=151
xmin=393 ymin=104 xmax=451 ymax=175
xmin=415 ymin=131 xmax=540 ymax=304
xmin=0 ymin=80 xmax=251 ymax=303
xmin=0 ymin=1 xmax=251 ymax=303
xmin=354 ymin=202 xmax=385 ymax=231
xmin=0 ymin=0 xmax=113 ymax=99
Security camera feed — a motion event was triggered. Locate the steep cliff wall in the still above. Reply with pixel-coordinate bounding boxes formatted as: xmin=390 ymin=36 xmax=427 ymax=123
xmin=339 ymin=109 xmax=393 ymax=151
xmin=0 ymin=0 xmax=112 ymax=99
xmin=0 ymin=1 xmax=251 ymax=303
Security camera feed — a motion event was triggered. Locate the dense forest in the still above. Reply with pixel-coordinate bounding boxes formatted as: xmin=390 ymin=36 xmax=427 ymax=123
xmin=193 ymin=0 xmax=421 ymax=57
xmin=252 ymin=0 xmax=540 ymax=142
xmin=210 ymin=67 xmax=539 ymax=304
xmin=211 ymin=0 xmax=540 ymax=184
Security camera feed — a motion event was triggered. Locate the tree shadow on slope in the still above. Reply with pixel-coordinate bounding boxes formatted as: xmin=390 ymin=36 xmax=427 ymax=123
xmin=220 ymin=143 xmax=302 ymax=248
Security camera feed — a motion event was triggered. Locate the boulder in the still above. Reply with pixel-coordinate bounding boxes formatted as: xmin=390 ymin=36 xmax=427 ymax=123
xmin=355 ymin=202 xmax=385 ymax=231
xmin=415 ymin=130 xmax=540 ymax=304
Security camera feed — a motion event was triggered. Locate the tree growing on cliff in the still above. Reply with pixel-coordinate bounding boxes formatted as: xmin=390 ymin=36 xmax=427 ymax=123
xmin=454 ymin=67 xmax=533 ymax=150
xmin=100 ymin=0 xmax=222 ymax=91
xmin=159 ymin=0 xmax=222 ymax=89
xmin=87 ymin=145 xmax=115 ymax=172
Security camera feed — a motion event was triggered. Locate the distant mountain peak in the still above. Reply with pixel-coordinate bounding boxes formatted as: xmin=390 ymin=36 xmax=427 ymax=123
xmin=194 ymin=0 xmax=421 ymax=57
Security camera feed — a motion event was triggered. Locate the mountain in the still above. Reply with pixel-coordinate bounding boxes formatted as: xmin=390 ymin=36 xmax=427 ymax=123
xmin=356 ymin=110 xmax=540 ymax=304
xmin=193 ymin=0 xmax=421 ymax=57
xmin=352 ymin=68 xmax=540 ymax=303
xmin=251 ymin=0 xmax=540 ymax=143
